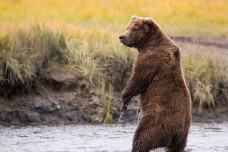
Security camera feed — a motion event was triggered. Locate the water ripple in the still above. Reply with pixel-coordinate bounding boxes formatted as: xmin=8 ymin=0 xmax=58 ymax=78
xmin=0 ymin=123 xmax=227 ymax=152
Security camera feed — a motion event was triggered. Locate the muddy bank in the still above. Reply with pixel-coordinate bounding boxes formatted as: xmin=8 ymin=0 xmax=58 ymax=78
xmin=1 ymin=90 xmax=227 ymax=126
xmin=0 ymin=73 xmax=107 ymax=125
xmin=0 ymin=37 xmax=228 ymax=125
xmin=0 ymin=73 xmax=227 ymax=126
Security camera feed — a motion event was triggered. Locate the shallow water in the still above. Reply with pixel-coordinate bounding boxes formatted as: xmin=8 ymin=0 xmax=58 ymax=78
xmin=0 ymin=123 xmax=227 ymax=152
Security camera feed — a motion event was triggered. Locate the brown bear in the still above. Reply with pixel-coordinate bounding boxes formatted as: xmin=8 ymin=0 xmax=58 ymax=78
xmin=119 ymin=16 xmax=192 ymax=152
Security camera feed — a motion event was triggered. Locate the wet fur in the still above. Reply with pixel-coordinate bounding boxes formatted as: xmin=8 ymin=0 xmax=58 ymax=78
xmin=120 ymin=16 xmax=192 ymax=152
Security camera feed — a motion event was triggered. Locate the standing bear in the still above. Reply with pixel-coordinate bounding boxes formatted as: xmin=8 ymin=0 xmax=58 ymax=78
xmin=119 ymin=16 xmax=192 ymax=152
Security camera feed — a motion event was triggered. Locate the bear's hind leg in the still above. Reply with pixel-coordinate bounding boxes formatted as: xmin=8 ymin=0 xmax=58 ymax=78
xmin=132 ymin=122 xmax=167 ymax=152
xmin=165 ymin=132 xmax=188 ymax=152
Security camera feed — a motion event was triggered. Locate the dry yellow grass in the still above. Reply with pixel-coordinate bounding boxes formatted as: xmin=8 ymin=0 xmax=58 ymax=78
xmin=0 ymin=0 xmax=228 ymax=36
xmin=0 ymin=1 xmax=227 ymax=112
xmin=0 ymin=21 xmax=134 ymax=96
xmin=183 ymin=53 xmax=228 ymax=111
xmin=1 ymin=21 xmax=227 ymax=111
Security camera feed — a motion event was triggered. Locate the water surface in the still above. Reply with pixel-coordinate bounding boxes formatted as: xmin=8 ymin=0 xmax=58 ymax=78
xmin=0 ymin=123 xmax=227 ymax=152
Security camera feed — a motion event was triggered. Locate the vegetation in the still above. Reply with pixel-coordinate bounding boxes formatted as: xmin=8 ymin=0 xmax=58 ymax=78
xmin=0 ymin=22 xmax=227 ymax=112
xmin=0 ymin=22 xmax=134 ymax=97
xmin=183 ymin=53 xmax=228 ymax=112
xmin=99 ymin=79 xmax=113 ymax=124
xmin=0 ymin=22 xmax=69 ymax=96
xmin=0 ymin=0 xmax=227 ymax=37
xmin=0 ymin=0 xmax=227 ymax=120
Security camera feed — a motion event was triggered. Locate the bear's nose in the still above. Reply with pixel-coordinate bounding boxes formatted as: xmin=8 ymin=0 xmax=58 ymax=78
xmin=119 ymin=35 xmax=125 ymax=41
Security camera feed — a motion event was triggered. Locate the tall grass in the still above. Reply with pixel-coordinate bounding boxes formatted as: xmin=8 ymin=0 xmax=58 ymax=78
xmin=0 ymin=0 xmax=228 ymax=36
xmin=183 ymin=53 xmax=228 ymax=112
xmin=65 ymin=25 xmax=135 ymax=85
xmin=0 ymin=22 xmax=69 ymax=96
xmin=0 ymin=22 xmax=135 ymax=97
xmin=1 ymin=21 xmax=227 ymax=111
xmin=0 ymin=1 xmax=227 ymax=123
xmin=98 ymin=79 xmax=113 ymax=124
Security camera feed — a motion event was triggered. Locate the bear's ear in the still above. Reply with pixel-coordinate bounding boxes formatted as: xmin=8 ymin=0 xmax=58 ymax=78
xmin=131 ymin=15 xmax=138 ymax=20
xmin=144 ymin=18 xmax=153 ymax=26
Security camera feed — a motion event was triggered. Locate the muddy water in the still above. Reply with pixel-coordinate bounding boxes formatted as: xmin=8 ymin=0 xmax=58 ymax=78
xmin=0 ymin=123 xmax=227 ymax=152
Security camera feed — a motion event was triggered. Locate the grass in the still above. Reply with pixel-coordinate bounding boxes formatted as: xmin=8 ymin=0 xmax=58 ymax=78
xmin=98 ymin=79 xmax=113 ymax=124
xmin=0 ymin=0 xmax=228 ymax=37
xmin=0 ymin=22 xmax=70 ymax=96
xmin=0 ymin=1 xmax=228 ymax=120
xmin=64 ymin=23 xmax=135 ymax=85
xmin=183 ymin=53 xmax=228 ymax=112
xmin=0 ymin=21 xmax=135 ymax=97
xmin=0 ymin=21 xmax=227 ymax=113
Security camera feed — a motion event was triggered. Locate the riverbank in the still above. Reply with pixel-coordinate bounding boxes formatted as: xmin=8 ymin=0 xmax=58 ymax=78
xmin=0 ymin=90 xmax=227 ymax=126
xmin=0 ymin=37 xmax=228 ymax=126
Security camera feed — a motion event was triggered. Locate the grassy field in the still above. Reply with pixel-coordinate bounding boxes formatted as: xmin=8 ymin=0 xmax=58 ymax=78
xmin=0 ymin=0 xmax=228 ymax=115
xmin=0 ymin=22 xmax=227 ymax=110
xmin=0 ymin=21 xmax=134 ymax=94
xmin=0 ymin=0 xmax=228 ymax=36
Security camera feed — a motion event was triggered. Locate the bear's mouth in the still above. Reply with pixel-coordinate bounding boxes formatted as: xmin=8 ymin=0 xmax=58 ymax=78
xmin=119 ymin=37 xmax=133 ymax=47
xmin=120 ymin=40 xmax=127 ymax=45
xmin=120 ymin=39 xmax=124 ymax=43
xmin=120 ymin=39 xmax=128 ymax=45
xmin=120 ymin=40 xmax=133 ymax=47
xmin=120 ymin=41 xmax=127 ymax=46
xmin=119 ymin=37 xmax=127 ymax=44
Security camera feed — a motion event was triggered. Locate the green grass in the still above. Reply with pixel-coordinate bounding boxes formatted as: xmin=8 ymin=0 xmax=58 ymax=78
xmin=0 ymin=1 xmax=228 ymax=118
xmin=0 ymin=0 xmax=228 ymax=36
xmin=183 ymin=53 xmax=228 ymax=112
xmin=0 ymin=22 xmax=134 ymax=97
xmin=1 ymin=22 xmax=227 ymax=113
xmin=0 ymin=22 xmax=69 ymax=96
xmin=98 ymin=79 xmax=113 ymax=124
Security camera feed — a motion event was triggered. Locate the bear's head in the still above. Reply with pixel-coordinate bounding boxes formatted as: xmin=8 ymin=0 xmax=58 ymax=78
xmin=119 ymin=15 xmax=156 ymax=48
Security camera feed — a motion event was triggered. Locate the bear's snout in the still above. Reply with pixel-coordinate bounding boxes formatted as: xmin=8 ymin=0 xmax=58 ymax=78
xmin=119 ymin=35 xmax=126 ymax=42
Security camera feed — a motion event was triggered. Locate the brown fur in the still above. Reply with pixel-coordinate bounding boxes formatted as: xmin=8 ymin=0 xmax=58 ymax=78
xmin=119 ymin=16 xmax=192 ymax=152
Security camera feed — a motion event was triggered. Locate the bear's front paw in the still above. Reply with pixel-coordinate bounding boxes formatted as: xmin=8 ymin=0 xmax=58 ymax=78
xmin=121 ymin=96 xmax=130 ymax=111
xmin=121 ymin=103 xmax=128 ymax=111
